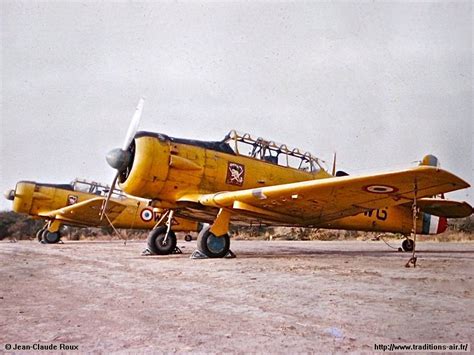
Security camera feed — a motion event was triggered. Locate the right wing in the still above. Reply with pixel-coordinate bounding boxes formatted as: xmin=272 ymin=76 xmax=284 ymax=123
xmin=187 ymin=166 xmax=470 ymax=226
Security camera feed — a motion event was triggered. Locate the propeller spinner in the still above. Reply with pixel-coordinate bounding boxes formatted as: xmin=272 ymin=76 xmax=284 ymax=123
xmin=100 ymin=98 xmax=145 ymax=220
xmin=4 ymin=189 xmax=15 ymax=201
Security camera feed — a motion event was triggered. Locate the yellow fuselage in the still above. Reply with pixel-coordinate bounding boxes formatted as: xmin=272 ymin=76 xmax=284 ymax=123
xmin=121 ymin=133 xmax=330 ymax=201
xmin=117 ymin=133 xmax=445 ymax=235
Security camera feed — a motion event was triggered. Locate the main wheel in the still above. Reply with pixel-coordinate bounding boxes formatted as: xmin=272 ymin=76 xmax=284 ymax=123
xmin=147 ymin=226 xmax=177 ymax=255
xmin=36 ymin=227 xmax=47 ymax=242
xmin=42 ymin=230 xmax=61 ymax=244
xmin=197 ymin=225 xmax=230 ymax=258
xmin=402 ymin=239 xmax=414 ymax=252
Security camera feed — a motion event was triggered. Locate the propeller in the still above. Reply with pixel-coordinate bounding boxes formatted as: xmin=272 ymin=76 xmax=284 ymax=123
xmin=331 ymin=152 xmax=337 ymax=176
xmin=100 ymin=98 xmax=145 ymax=220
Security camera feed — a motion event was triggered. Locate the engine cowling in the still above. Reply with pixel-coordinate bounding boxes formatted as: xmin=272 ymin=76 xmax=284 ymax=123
xmin=11 ymin=181 xmax=36 ymax=214
xmin=119 ymin=135 xmax=170 ymax=199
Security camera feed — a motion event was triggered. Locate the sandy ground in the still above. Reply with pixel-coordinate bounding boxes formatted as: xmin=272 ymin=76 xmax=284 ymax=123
xmin=0 ymin=239 xmax=473 ymax=353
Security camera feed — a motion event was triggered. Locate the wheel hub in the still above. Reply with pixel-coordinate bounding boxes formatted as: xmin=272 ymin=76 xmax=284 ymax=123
xmin=156 ymin=237 xmax=167 ymax=248
xmin=207 ymin=234 xmax=226 ymax=253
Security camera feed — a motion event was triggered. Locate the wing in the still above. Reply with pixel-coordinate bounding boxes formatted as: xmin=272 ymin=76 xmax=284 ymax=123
xmin=39 ymin=197 xmax=127 ymax=226
xmin=406 ymin=198 xmax=473 ymax=218
xmin=187 ymin=166 xmax=470 ymax=225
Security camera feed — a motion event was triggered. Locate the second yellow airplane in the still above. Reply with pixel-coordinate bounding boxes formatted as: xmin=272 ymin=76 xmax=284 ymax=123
xmin=5 ymin=178 xmax=198 ymax=250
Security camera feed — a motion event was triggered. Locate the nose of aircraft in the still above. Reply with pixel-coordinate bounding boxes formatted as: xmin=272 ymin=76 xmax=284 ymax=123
xmin=106 ymin=148 xmax=131 ymax=172
xmin=3 ymin=189 xmax=15 ymax=201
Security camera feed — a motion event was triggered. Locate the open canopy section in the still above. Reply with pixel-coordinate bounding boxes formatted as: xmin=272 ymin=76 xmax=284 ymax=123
xmin=223 ymin=130 xmax=326 ymax=173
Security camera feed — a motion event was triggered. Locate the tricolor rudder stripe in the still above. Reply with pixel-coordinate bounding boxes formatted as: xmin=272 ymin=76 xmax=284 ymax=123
xmin=422 ymin=213 xmax=448 ymax=234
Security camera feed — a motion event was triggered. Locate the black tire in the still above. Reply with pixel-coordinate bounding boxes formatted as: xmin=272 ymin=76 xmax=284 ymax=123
xmin=402 ymin=239 xmax=414 ymax=252
xmin=42 ymin=230 xmax=61 ymax=244
xmin=36 ymin=228 xmax=46 ymax=242
xmin=147 ymin=226 xmax=177 ymax=255
xmin=184 ymin=234 xmax=193 ymax=242
xmin=197 ymin=225 xmax=230 ymax=258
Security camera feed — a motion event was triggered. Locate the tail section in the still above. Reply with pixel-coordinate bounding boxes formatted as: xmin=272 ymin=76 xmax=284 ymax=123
xmin=420 ymin=154 xmax=440 ymax=167
xmin=415 ymin=154 xmax=470 ymax=234
xmin=421 ymin=213 xmax=448 ymax=235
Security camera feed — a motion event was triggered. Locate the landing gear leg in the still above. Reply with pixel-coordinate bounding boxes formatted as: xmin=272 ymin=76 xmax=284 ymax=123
xmin=195 ymin=209 xmax=233 ymax=258
xmin=36 ymin=224 xmax=48 ymax=242
xmin=405 ymin=182 xmax=418 ymax=267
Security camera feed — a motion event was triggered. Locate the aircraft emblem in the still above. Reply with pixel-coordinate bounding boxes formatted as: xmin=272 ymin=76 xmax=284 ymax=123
xmin=363 ymin=184 xmax=399 ymax=194
xmin=140 ymin=208 xmax=154 ymax=222
xmin=226 ymin=162 xmax=245 ymax=186
xmin=67 ymin=195 xmax=78 ymax=205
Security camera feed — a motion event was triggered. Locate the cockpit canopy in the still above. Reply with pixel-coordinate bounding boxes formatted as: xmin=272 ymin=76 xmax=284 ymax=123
xmin=223 ymin=130 xmax=326 ymax=172
xmin=70 ymin=179 xmax=126 ymax=199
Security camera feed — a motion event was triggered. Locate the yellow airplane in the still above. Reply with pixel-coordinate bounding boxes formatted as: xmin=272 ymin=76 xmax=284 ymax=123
xmin=99 ymin=99 xmax=472 ymax=258
xmin=4 ymin=178 xmax=198 ymax=247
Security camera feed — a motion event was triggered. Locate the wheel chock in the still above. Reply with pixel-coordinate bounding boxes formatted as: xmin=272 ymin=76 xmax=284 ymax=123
xmin=225 ymin=250 xmax=236 ymax=258
xmin=141 ymin=248 xmax=153 ymax=256
xmin=190 ymin=249 xmax=236 ymax=259
xmin=141 ymin=246 xmax=182 ymax=256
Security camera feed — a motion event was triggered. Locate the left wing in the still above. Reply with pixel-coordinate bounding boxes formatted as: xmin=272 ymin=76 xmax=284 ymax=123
xmin=39 ymin=197 xmax=126 ymax=226
xmin=186 ymin=166 xmax=470 ymax=225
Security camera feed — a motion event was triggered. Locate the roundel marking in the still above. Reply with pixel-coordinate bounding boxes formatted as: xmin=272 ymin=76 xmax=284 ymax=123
xmin=140 ymin=208 xmax=154 ymax=222
xmin=363 ymin=184 xmax=399 ymax=194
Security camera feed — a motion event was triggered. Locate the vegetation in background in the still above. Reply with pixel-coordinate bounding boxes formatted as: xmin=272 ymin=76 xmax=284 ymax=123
xmin=0 ymin=211 xmax=44 ymax=240
xmin=1 ymin=210 xmax=473 ymax=241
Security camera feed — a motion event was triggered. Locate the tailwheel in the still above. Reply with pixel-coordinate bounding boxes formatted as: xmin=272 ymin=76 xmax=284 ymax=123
xmin=197 ymin=225 xmax=230 ymax=258
xmin=184 ymin=234 xmax=193 ymax=242
xmin=402 ymin=238 xmax=414 ymax=252
xmin=42 ymin=230 xmax=61 ymax=244
xmin=147 ymin=226 xmax=177 ymax=255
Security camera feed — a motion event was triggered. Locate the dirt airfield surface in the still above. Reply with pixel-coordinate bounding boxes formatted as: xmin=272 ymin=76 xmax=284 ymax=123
xmin=1 ymin=239 xmax=473 ymax=353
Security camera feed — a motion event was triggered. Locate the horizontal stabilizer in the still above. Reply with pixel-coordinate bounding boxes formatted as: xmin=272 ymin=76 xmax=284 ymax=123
xmin=411 ymin=198 xmax=473 ymax=218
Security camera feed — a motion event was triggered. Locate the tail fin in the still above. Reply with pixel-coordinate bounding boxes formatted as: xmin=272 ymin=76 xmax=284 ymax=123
xmin=420 ymin=154 xmax=440 ymax=167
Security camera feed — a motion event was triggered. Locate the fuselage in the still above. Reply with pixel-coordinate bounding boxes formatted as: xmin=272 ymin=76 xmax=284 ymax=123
xmin=116 ymin=132 xmax=447 ymax=235
xmin=119 ymin=131 xmax=332 ymax=202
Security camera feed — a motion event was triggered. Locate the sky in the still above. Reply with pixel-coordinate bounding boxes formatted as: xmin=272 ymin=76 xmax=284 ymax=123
xmin=1 ymin=1 xmax=472 ymax=211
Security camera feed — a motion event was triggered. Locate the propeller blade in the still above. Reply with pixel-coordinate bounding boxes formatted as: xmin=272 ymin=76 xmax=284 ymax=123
xmin=103 ymin=97 xmax=145 ymax=220
xmin=100 ymin=173 xmax=119 ymax=221
xmin=331 ymin=152 xmax=337 ymax=176
xmin=122 ymin=97 xmax=145 ymax=151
